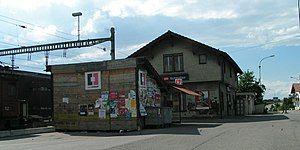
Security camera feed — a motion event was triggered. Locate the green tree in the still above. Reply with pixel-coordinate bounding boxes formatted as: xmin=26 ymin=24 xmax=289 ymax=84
xmin=282 ymin=97 xmax=294 ymax=112
xmin=237 ymin=70 xmax=266 ymax=104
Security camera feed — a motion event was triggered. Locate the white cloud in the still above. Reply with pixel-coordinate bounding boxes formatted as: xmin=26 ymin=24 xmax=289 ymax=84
xmin=73 ymin=48 xmax=107 ymax=60
xmin=23 ymin=25 xmax=58 ymax=42
xmin=100 ymin=0 xmax=238 ymax=20
xmin=72 ymin=11 xmax=114 ymax=36
xmin=0 ymin=0 xmax=78 ymax=11
xmin=3 ymin=35 xmax=16 ymax=44
xmin=116 ymin=42 xmax=148 ymax=58
xmin=264 ymin=80 xmax=293 ymax=99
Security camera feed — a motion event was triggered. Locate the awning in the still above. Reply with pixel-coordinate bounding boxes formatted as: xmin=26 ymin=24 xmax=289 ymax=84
xmin=172 ymin=86 xmax=201 ymax=96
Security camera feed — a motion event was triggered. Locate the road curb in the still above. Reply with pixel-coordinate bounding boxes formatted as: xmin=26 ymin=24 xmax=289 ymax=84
xmin=0 ymin=126 xmax=55 ymax=138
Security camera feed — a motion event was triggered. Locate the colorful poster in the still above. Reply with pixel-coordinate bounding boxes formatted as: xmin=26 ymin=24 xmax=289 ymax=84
xmin=119 ymin=90 xmax=126 ymax=98
xmin=99 ymin=109 xmax=106 ymax=119
xmin=128 ymin=90 xmax=136 ymax=99
xmin=95 ymin=98 xmax=101 ymax=108
xmin=101 ymin=91 xmax=109 ymax=100
xmin=110 ymin=91 xmax=118 ymax=99
xmin=85 ymin=71 xmax=101 ymax=90
xmin=110 ymin=100 xmax=118 ymax=118
xmin=131 ymin=110 xmax=137 ymax=117
xmin=130 ymin=99 xmax=136 ymax=109
xmin=79 ymin=105 xmax=87 ymax=116
xmin=140 ymin=103 xmax=147 ymax=116
xmin=87 ymin=104 xmax=94 ymax=115
xmin=125 ymin=98 xmax=130 ymax=109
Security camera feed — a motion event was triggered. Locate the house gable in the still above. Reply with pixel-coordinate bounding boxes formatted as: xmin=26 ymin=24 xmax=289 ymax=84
xmin=128 ymin=31 xmax=242 ymax=74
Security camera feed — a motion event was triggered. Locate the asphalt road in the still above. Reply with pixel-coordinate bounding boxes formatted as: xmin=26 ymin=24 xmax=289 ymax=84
xmin=1 ymin=111 xmax=300 ymax=150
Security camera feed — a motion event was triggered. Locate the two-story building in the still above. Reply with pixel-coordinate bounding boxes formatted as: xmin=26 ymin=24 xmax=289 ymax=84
xmin=128 ymin=31 xmax=242 ymax=118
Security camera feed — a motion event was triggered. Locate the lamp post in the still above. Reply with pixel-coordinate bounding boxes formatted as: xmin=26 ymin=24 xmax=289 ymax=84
xmin=72 ymin=12 xmax=82 ymax=41
xmin=259 ymin=55 xmax=275 ymax=86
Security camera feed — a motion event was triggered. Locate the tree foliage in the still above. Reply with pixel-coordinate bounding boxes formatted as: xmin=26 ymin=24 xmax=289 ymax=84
xmin=237 ymin=70 xmax=266 ymax=104
xmin=282 ymin=97 xmax=294 ymax=110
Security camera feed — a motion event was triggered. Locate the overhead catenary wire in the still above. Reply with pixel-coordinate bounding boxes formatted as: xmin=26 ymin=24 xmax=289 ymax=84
xmin=0 ymin=18 xmax=70 ymax=40
xmin=0 ymin=41 xmax=20 ymax=47
xmin=0 ymin=30 xmax=41 ymax=45
xmin=0 ymin=14 xmax=76 ymax=38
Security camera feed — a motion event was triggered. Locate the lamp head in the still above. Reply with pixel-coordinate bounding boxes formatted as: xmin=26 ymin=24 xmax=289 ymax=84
xmin=72 ymin=12 xmax=82 ymax=17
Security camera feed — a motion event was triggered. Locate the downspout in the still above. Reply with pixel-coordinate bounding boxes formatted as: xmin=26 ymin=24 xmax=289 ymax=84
xmin=135 ymin=64 xmax=141 ymax=131
xmin=219 ymin=82 xmax=222 ymax=119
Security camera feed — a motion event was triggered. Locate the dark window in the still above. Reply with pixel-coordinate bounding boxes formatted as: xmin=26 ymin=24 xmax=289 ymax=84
xmin=230 ymin=67 xmax=232 ymax=77
xmin=164 ymin=55 xmax=173 ymax=72
xmin=199 ymin=54 xmax=207 ymax=64
xmin=174 ymin=54 xmax=184 ymax=72
xmin=163 ymin=53 xmax=184 ymax=72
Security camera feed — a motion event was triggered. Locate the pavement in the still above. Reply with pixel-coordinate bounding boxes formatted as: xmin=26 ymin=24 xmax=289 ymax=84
xmin=0 ymin=126 xmax=55 ymax=138
xmin=1 ymin=111 xmax=300 ymax=150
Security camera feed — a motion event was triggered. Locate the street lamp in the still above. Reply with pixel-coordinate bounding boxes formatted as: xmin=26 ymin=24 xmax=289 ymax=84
xmin=259 ymin=55 xmax=275 ymax=85
xmin=72 ymin=12 xmax=82 ymax=41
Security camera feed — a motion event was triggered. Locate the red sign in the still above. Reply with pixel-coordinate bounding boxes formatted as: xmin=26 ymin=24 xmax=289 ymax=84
xmin=175 ymin=78 xmax=183 ymax=85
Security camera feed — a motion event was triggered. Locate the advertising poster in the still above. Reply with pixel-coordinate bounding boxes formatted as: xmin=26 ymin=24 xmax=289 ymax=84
xmin=85 ymin=71 xmax=101 ymax=90
xmin=130 ymin=99 xmax=136 ymax=109
xmin=131 ymin=110 xmax=137 ymax=117
xmin=62 ymin=97 xmax=69 ymax=104
xmin=110 ymin=100 xmax=118 ymax=118
xmin=99 ymin=110 xmax=106 ymax=119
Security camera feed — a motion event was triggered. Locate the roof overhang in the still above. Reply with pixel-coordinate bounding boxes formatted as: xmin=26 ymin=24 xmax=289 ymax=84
xmin=172 ymin=86 xmax=201 ymax=96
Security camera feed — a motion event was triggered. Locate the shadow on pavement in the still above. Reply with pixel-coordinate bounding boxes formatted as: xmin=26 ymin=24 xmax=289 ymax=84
xmin=62 ymin=114 xmax=290 ymax=137
xmin=64 ymin=123 xmax=222 ymax=137
xmin=238 ymin=114 xmax=289 ymax=123
xmin=0 ymin=134 xmax=40 ymax=141
xmin=182 ymin=114 xmax=289 ymax=124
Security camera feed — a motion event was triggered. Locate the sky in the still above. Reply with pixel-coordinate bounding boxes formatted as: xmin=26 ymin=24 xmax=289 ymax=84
xmin=0 ymin=0 xmax=299 ymax=99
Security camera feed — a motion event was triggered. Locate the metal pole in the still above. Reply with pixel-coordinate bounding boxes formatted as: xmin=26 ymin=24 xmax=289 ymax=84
xmin=72 ymin=12 xmax=82 ymax=41
xmin=110 ymin=27 xmax=115 ymax=60
xmin=258 ymin=55 xmax=275 ymax=86
xmin=77 ymin=16 xmax=80 ymax=41
xmin=259 ymin=65 xmax=261 ymax=85
xmin=179 ymin=93 xmax=182 ymax=123
xmin=298 ymin=0 xmax=300 ymax=28
xmin=11 ymin=55 xmax=14 ymax=71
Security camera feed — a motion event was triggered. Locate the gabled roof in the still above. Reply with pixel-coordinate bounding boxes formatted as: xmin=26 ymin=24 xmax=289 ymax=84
xmin=291 ymin=83 xmax=300 ymax=93
xmin=128 ymin=30 xmax=242 ymax=73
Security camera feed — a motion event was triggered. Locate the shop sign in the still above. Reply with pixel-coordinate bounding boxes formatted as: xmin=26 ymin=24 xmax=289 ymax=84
xmin=175 ymin=78 xmax=183 ymax=85
xmin=162 ymin=73 xmax=189 ymax=81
